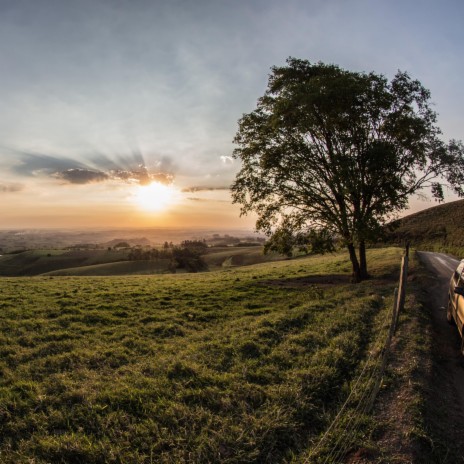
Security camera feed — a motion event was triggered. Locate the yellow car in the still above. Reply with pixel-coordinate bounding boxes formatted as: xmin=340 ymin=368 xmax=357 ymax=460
xmin=447 ymin=259 xmax=464 ymax=355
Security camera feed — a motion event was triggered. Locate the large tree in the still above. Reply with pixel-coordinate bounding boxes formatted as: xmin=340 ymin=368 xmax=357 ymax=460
xmin=231 ymin=58 xmax=464 ymax=282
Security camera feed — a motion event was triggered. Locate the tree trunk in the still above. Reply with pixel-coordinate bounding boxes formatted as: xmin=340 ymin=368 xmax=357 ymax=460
xmin=359 ymin=240 xmax=369 ymax=279
xmin=347 ymin=243 xmax=362 ymax=283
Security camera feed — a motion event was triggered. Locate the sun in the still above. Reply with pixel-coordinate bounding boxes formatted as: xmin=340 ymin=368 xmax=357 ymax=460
xmin=133 ymin=182 xmax=179 ymax=212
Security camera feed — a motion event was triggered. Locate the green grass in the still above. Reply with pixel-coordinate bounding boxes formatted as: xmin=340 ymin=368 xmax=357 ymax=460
xmin=386 ymin=199 xmax=464 ymax=257
xmin=0 ymin=246 xmax=285 ymax=276
xmin=0 ymin=248 xmax=402 ymax=463
xmin=203 ymin=246 xmax=285 ymax=269
xmin=43 ymin=259 xmax=173 ymax=276
xmin=0 ymin=250 xmax=130 ymax=277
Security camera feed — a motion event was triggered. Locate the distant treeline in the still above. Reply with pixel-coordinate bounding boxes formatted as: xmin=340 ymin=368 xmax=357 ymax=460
xmin=128 ymin=240 xmax=208 ymax=272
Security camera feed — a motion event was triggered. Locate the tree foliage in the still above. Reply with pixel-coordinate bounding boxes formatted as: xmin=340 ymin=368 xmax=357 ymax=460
xmin=128 ymin=242 xmax=207 ymax=273
xmin=231 ymin=58 xmax=464 ymax=281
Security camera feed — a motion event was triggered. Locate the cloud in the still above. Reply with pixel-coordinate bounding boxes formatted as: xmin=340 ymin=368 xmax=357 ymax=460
xmin=53 ymin=168 xmax=109 ymax=184
xmin=11 ymin=150 xmax=175 ymax=186
xmin=53 ymin=166 xmax=174 ymax=186
xmin=186 ymin=196 xmax=229 ymax=203
xmin=182 ymin=185 xmax=230 ymax=193
xmin=109 ymin=167 xmax=173 ymax=186
xmin=12 ymin=151 xmax=86 ymax=177
xmin=0 ymin=183 xmax=24 ymax=193
xmin=220 ymin=155 xmax=234 ymax=164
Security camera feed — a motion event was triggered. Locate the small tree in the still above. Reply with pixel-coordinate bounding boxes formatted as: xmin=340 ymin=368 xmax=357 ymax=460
xmin=232 ymin=58 xmax=464 ymax=282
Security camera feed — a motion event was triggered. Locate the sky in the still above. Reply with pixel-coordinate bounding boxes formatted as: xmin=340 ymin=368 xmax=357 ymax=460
xmin=1 ymin=0 xmax=463 ymax=229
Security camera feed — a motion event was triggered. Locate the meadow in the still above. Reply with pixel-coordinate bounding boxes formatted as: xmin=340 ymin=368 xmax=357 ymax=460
xmin=0 ymin=248 xmax=402 ymax=463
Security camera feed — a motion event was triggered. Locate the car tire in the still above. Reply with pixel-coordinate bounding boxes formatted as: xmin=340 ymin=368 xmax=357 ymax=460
xmin=447 ymin=299 xmax=455 ymax=325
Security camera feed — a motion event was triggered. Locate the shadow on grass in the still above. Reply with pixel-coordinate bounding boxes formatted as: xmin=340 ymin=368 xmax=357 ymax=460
xmin=259 ymin=274 xmax=351 ymax=288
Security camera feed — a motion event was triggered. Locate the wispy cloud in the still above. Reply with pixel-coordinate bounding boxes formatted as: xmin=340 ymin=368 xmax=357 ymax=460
xmin=182 ymin=185 xmax=230 ymax=193
xmin=0 ymin=183 xmax=24 ymax=193
xmin=186 ymin=196 xmax=229 ymax=203
xmin=220 ymin=155 xmax=234 ymax=164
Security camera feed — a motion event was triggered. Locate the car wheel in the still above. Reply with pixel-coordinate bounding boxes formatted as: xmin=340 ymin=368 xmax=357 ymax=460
xmin=447 ymin=299 xmax=455 ymax=325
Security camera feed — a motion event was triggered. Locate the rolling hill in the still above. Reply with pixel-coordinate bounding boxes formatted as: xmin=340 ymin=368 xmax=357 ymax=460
xmin=0 ymin=249 xmax=130 ymax=276
xmin=386 ymin=199 xmax=464 ymax=256
xmin=0 ymin=246 xmax=286 ymax=276
xmin=42 ymin=259 xmax=173 ymax=276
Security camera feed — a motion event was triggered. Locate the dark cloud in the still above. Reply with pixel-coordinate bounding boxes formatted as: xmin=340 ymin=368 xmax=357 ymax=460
xmin=109 ymin=167 xmax=173 ymax=185
xmin=0 ymin=183 xmax=24 ymax=193
xmin=11 ymin=150 xmax=175 ymax=186
xmin=12 ymin=151 xmax=86 ymax=177
xmin=53 ymin=169 xmax=109 ymax=184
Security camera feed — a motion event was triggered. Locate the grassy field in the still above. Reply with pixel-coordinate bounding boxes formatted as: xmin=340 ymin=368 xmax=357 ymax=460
xmin=386 ymin=198 xmax=464 ymax=257
xmin=203 ymin=246 xmax=286 ymax=269
xmin=0 ymin=246 xmax=282 ymax=277
xmin=0 ymin=248 xmax=402 ymax=463
xmin=0 ymin=250 xmax=129 ymax=277
xmin=43 ymin=259 xmax=173 ymax=276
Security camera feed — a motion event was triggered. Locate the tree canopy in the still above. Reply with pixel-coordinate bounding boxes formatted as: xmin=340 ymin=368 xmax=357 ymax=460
xmin=231 ymin=58 xmax=464 ymax=282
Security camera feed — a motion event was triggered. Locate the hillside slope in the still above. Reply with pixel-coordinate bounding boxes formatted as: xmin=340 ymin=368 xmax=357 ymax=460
xmin=0 ymin=249 xmax=401 ymax=463
xmin=0 ymin=246 xmax=283 ymax=276
xmin=43 ymin=259 xmax=172 ymax=276
xmin=0 ymin=249 xmax=129 ymax=276
xmin=386 ymin=199 xmax=464 ymax=256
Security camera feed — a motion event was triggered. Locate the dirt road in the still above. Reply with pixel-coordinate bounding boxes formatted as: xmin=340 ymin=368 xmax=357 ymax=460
xmin=416 ymin=251 xmax=463 ymax=364
xmin=416 ymin=251 xmax=464 ymax=458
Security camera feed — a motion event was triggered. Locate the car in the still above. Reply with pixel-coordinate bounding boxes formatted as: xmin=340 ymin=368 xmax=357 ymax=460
xmin=447 ymin=259 xmax=464 ymax=355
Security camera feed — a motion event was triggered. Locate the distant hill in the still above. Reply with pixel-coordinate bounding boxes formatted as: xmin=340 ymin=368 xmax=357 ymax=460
xmin=386 ymin=199 xmax=464 ymax=257
xmin=103 ymin=237 xmax=152 ymax=248
xmin=0 ymin=249 xmax=129 ymax=276
xmin=43 ymin=259 xmax=172 ymax=276
xmin=0 ymin=245 xmax=285 ymax=276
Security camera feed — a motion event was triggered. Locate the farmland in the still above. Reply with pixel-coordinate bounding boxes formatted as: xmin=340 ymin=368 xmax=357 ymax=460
xmin=0 ymin=248 xmax=402 ymax=463
xmin=0 ymin=245 xmax=281 ymax=277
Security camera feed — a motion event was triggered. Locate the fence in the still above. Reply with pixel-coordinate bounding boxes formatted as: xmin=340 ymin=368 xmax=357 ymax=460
xmin=302 ymin=246 xmax=409 ymax=463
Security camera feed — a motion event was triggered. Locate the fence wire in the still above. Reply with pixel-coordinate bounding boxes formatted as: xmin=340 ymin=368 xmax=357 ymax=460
xmin=301 ymin=284 xmax=401 ymax=464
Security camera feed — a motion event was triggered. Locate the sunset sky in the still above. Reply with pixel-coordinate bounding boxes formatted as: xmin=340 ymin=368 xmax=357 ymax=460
xmin=1 ymin=0 xmax=463 ymax=229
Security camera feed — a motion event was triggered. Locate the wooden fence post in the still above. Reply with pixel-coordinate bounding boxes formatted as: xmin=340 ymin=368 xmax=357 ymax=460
xmin=395 ymin=249 xmax=409 ymax=331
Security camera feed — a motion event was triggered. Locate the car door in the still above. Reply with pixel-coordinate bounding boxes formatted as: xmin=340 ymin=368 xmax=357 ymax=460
xmin=450 ymin=266 xmax=462 ymax=318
